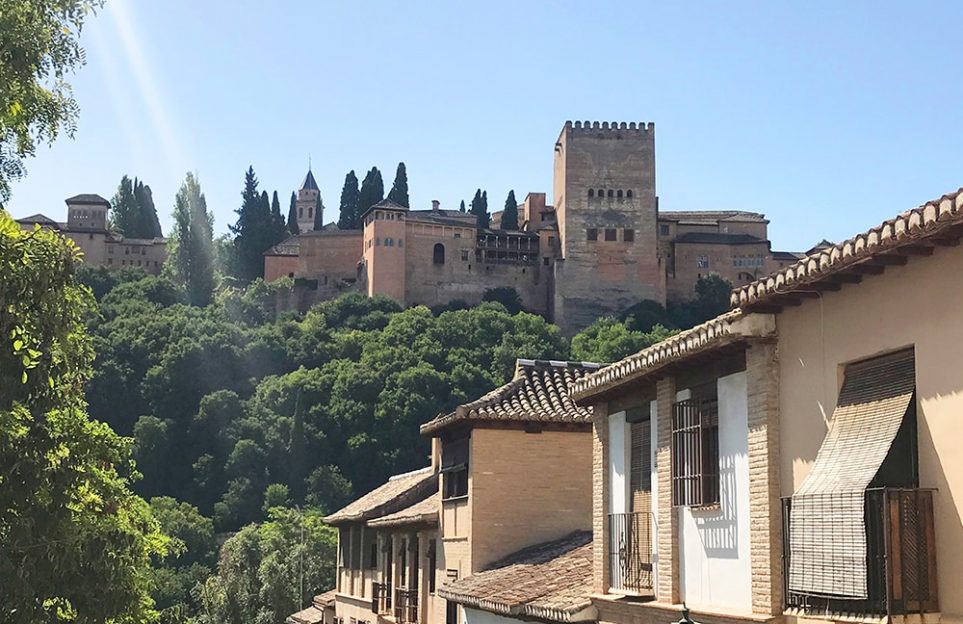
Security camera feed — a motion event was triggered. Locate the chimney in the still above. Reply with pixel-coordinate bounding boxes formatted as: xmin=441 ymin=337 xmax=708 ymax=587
xmin=431 ymin=200 xmax=440 ymax=212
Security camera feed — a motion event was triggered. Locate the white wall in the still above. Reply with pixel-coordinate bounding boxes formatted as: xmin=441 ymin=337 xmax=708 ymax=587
xmin=649 ymin=399 xmax=659 ymax=598
xmin=607 ymin=411 xmax=630 ymax=515
xmin=677 ymin=371 xmax=752 ymax=614
xmin=462 ymin=607 xmax=527 ymax=624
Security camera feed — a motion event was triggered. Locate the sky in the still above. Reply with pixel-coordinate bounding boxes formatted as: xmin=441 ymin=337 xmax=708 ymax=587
xmin=8 ymin=1 xmax=963 ymax=251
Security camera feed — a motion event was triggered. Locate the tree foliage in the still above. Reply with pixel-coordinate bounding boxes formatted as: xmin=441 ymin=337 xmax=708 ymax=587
xmin=170 ymin=172 xmax=215 ymax=306
xmin=470 ymin=188 xmax=489 ymax=229
xmin=501 ymin=189 xmax=518 ymax=230
xmin=0 ymin=210 xmax=167 ymax=623
xmin=337 ymin=170 xmax=360 ymax=230
xmin=0 ymin=0 xmax=105 ymax=203
xmin=358 ymin=166 xmax=384 ymax=218
xmin=113 ymin=175 xmax=163 ymax=239
xmin=230 ymin=167 xmax=286 ymax=282
xmin=387 ymin=162 xmax=409 ymax=208
xmin=287 ymin=192 xmax=299 ymax=235
xmin=571 ymin=316 xmax=676 ymax=363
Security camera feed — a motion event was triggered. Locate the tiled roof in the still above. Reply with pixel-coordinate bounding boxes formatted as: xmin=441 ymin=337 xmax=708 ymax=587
xmin=367 ymin=493 xmax=439 ymax=528
xmin=731 ymin=188 xmax=963 ymax=309
xmin=65 ymin=193 xmax=110 ymax=206
xmin=299 ymin=229 xmax=362 ymax=238
xmin=570 ymin=312 xmax=777 ymax=403
xmin=439 ymin=531 xmax=594 ymax=622
xmin=17 ymin=213 xmax=61 ymax=226
xmin=771 ymin=250 xmax=806 ymax=262
xmin=287 ymin=605 xmax=324 ymax=624
xmin=300 ymin=170 xmax=319 ymax=191
xmin=420 ymin=360 xmax=601 ymax=436
xmin=673 ymin=232 xmax=766 ymax=245
xmin=266 ymin=235 xmax=300 ymax=256
xmin=324 ymin=466 xmax=437 ymax=525
xmin=407 ymin=210 xmax=477 ymax=228
xmin=659 ymin=210 xmax=768 ymax=223
xmin=313 ymin=590 xmax=337 ymax=608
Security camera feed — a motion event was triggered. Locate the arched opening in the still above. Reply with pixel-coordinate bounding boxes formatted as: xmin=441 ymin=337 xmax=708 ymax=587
xmin=617 ymin=190 xmax=623 ymax=198
xmin=308 ymin=206 xmax=313 ymax=218
xmin=588 ymin=189 xmax=594 ymax=198
xmin=298 ymin=207 xmax=303 ymax=218
xmin=607 ymin=189 xmax=614 ymax=198
xmin=433 ymin=243 xmax=445 ymax=265
xmin=597 ymin=189 xmax=604 ymax=197
xmin=627 ymin=190 xmax=633 ymax=198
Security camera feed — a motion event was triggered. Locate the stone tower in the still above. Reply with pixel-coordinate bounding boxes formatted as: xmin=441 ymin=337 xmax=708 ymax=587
xmin=66 ymin=194 xmax=110 ymax=232
xmin=296 ymin=169 xmax=321 ymax=232
xmin=552 ymin=121 xmax=663 ymax=333
xmin=362 ymin=199 xmax=407 ymax=304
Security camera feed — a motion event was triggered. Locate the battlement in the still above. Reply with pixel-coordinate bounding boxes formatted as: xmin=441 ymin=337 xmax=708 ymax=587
xmin=564 ymin=120 xmax=654 ymax=133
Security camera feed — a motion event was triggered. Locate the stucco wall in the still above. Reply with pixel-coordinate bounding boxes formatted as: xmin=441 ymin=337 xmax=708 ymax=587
xmin=264 ymin=254 xmax=299 ymax=281
xmin=300 ymin=231 xmax=363 ymax=283
xmin=469 ymin=427 xmax=592 ymax=572
xmin=676 ymin=373 xmax=752 ymax=614
xmin=776 ymin=243 xmax=963 ymax=619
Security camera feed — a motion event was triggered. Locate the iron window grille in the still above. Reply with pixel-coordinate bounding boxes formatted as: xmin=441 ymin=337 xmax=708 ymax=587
xmin=671 ymin=397 xmax=720 ymax=507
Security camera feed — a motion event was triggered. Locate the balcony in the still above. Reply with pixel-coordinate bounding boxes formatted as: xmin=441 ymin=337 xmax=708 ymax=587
xmin=608 ymin=512 xmax=654 ymax=594
xmin=371 ymin=582 xmax=391 ymax=615
xmin=781 ymin=488 xmax=938 ymax=618
xmin=393 ymin=588 xmax=418 ymax=624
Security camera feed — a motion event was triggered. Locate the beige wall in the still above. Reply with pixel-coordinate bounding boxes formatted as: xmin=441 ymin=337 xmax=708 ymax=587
xmin=667 ymin=241 xmax=771 ymax=302
xmin=469 ymin=427 xmax=593 ymax=571
xmin=264 ymin=254 xmax=299 ymax=281
xmin=364 ymin=212 xmax=407 ymax=303
xmin=776 ymin=243 xmax=963 ymax=619
xmin=301 ymin=232 xmax=363 ymax=283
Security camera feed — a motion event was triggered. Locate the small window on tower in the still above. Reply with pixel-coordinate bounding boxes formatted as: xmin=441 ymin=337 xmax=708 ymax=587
xmin=586 ymin=228 xmax=598 ymax=241
xmin=308 ymin=206 xmax=313 ymax=218
xmin=627 ymin=190 xmax=634 ymax=198
xmin=604 ymin=228 xmax=617 ymax=241
xmin=624 ymin=229 xmax=635 ymax=242
xmin=588 ymin=189 xmax=594 ymax=198
xmin=597 ymin=189 xmax=604 ymax=197
xmin=617 ymin=190 xmax=623 ymax=198
xmin=607 ymin=190 xmax=614 ymax=198
xmin=697 ymin=255 xmax=710 ymax=268
xmin=660 ymin=224 xmax=670 ymax=236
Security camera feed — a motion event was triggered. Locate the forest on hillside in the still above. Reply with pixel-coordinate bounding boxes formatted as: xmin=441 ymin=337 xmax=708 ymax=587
xmin=75 ymin=266 xmax=729 ymax=623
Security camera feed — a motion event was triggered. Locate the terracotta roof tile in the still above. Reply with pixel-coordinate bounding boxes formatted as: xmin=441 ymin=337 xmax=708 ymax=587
xmin=367 ymin=493 xmax=439 ymax=528
xmin=287 ymin=605 xmax=324 ymax=624
xmin=324 ymin=467 xmax=436 ymax=525
xmin=313 ymin=590 xmax=337 ymax=608
xmin=731 ymin=187 xmax=963 ymax=309
xmin=439 ymin=531 xmax=593 ymax=622
xmin=420 ymin=360 xmax=601 ymax=436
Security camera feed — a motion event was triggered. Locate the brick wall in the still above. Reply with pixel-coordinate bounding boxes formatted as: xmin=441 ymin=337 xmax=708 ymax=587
xmin=655 ymin=376 xmax=679 ymax=603
xmin=592 ymin=402 xmax=610 ymax=594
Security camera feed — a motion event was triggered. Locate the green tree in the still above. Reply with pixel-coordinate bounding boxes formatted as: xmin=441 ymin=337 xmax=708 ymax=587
xmin=501 ymin=189 xmax=519 ymax=230
xmin=134 ymin=178 xmax=163 ymax=237
xmin=0 ymin=210 xmax=167 ymax=622
xmin=571 ymin=317 xmax=677 ymax=363
xmin=287 ymin=191 xmax=299 ymax=235
xmin=230 ymin=166 xmax=276 ymax=282
xmin=483 ymin=286 xmax=523 ymax=314
xmin=313 ymin=191 xmax=324 ymax=230
xmin=337 ymin=170 xmax=360 ymax=230
xmin=459 ymin=199 xmax=466 ymax=213
xmin=271 ymin=190 xmax=287 ymax=240
xmin=358 ymin=166 xmax=384 ymax=217
xmin=170 ymin=172 xmax=215 ymax=306
xmin=470 ymin=188 xmax=489 ymax=229
xmin=0 ymin=0 xmax=105 ymax=204
xmin=112 ymin=174 xmax=139 ymax=236
xmin=262 ymin=483 xmax=290 ymax=513
xmin=387 ymin=161 xmax=409 ymax=208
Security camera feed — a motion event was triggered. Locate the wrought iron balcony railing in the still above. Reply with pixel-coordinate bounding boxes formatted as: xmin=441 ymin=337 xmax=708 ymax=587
xmin=608 ymin=512 xmax=654 ymax=594
xmin=393 ymin=588 xmax=418 ymax=624
xmin=782 ymin=488 xmax=938 ymax=617
xmin=371 ymin=582 xmax=391 ymax=615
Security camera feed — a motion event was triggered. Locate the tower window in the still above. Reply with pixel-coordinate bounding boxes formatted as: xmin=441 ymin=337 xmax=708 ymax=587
xmin=627 ymin=190 xmax=633 ymax=198
xmin=617 ymin=190 xmax=623 ymax=199
xmin=299 ymin=207 xmax=303 ymax=218
xmin=461 ymin=249 xmax=469 ymax=261
xmin=597 ymin=189 xmax=604 ymax=197
xmin=660 ymin=224 xmax=670 ymax=236
xmin=697 ymin=255 xmax=710 ymax=268
xmin=607 ymin=190 xmax=614 ymax=198
xmin=308 ymin=206 xmax=313 ymax=218
xmin=433 ymin=243 xmax=445 ymax=264
xmin=604 ymin=228 xmax=617 ymax=241
xmin=588 ymin=189 xmax=594 ymax=198
xmin=623 ymin=229 xmax=635 ymax=242
xmin=586 ymin=228 xmax=598 ymax=241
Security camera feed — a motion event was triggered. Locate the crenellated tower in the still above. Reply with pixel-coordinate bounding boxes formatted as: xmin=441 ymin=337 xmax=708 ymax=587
xmin=296 ymin=169 xmax=321 ymax=232
xmin=552 ymin=121 xmax=664 ymax=333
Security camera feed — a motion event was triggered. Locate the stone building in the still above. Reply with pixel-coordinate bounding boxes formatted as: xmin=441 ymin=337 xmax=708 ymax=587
xmin=295 ymin=170 xmax=323 ymax=233
xmin=265 ymin=122 xmax=797 ymax=333
xmin=16 ymin=194 xmax=167 ymax=274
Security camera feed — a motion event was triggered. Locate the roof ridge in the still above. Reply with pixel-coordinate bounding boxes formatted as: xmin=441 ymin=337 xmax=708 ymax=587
xmin=388 ymin=465 xmax=433 ymax=481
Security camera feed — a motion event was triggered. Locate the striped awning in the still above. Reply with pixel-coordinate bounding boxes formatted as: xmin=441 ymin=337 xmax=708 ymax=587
xmin=788 ymin=350 xmax=916 ymax=598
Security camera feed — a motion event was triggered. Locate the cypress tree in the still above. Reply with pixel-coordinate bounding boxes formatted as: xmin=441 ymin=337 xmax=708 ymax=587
xmin=313 ymin=192 xmax=325 ymax=230
xmin=470 ymin=188 xmax=489 ymax=229
xmin=501 ymin=190 xmax=519 ymax=230
xmin=338 ymin=170 xmax=360 ymax=230
xmin=110 ymin=175 xmax=137 ymax=236
xmin=287 ymin=191 xmax=299 ymax=235
xmin=459 ymin=200 xmax=466 ymax=213
xmin=358 ymin=166 xmax=384 ymax=222
xmin=134 ymin=180 xmax=163 ymax=237
xmin=387 ymin=162 xmax=409 ymax=208
xmin=229 ymin=166 xmax=274 ymax=281
xmin=270 ymin=190 xmax=287 ymax=242
xmin=171 ymin=172 xmax=215 ymax=306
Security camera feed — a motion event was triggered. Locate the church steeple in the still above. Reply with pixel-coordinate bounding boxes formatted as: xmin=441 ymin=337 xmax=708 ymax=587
xmin=300 ymin=169 xmax=319 ymax=192
xmin=296 ymin=168 xmax=322 ymax=232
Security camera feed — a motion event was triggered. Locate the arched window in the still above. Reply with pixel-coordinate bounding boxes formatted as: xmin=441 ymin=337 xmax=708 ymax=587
xmin=588 ymin=189 xmax=594 ymax=198
xmin=607 ymin=189 xmax=614 ymax=198
xmin=617 ymin=190 xmax=623 ymax=198
xmin=627 ymin=190 xmax=633 ymax=198
xmin=597 ymin=189 xmax=604 ymax=197
xmin=433 ymin=243 xmax=445 ymax=264
xmin=308 ymin=206 xmax=313 ymax=218
xmin=298 ymin=207 xmax=303 ymax=218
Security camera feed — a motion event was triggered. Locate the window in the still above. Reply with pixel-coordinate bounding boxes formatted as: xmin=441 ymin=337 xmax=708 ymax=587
xmin=299 ymin=207 xmax=303 ymax=218
xmin=399 ymin=239 xmax=403 ymax=247
xmin=697 ymin=255 xmax=709 ymax=268
xmin=604 ymin=228 xmax=617 ymax=241
xmin=441 ymin=435 xmax=469 ymax=499
xmin=446 ymin=601 xmax=459 ymax=624
xmin=107 ymin=258 xmax=113 ymax=265
xmin=587 ymin=228 xmax=598 ymax=241
xmin=543 ymin=257 xmax=550 ymax=266
xmin=626 ymin=190 xmax=633 ymax=198
xmin=108 ymin=246 xmax=114 ymax=254
xmin=671 ymin=395 xmax=719 ymax=507
xmin=588 ymin=189 xmax=594 ymax=197
xmin=623 ymin=229 xmax=635 ymax=242
xmin=454 ymin=232 xmax=461 ymax=238
xmin=376 ymin=238 xmax=381 ymax=246
xmin=607 ymin=190 xmax=614 ymax=198
xmin=368 ymin=540 xmax=378 ymax=569
xmin=597 ymin=189 xmax=604 ymax=197
xmin=384 ymin=237 xmax=393 ymax=246
xmin=125 ymin=247 xmax=130 ymax=255
xmin=617 ymin=190 xmax=623 ymax=198
xmin=660 ymin=224 xmax=669 ymax=236
xmin=433 ymin=243 xmax=445 ymax=264
xmin=427 ymin=540 xmax=437 ymax=593
xmin=461 ymin=249 xmax=469 ymax=261
xmin=308 ymin=206 xmax=313 ymax=218
xmin=142 ymin=248 xmax=146 ymax=255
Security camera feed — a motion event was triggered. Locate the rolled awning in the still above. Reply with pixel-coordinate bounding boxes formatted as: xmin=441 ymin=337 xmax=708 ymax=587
xmin=788 ymin=349 xmax=916 ymax=598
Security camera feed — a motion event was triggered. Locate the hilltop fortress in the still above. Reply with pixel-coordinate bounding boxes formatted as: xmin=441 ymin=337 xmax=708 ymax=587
xmin=266 ymin=121 xmax=801 ymax=332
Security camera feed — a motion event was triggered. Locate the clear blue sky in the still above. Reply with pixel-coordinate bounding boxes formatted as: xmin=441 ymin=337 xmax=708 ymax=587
xmin=8 ymin=1 xmax=963 ymax=251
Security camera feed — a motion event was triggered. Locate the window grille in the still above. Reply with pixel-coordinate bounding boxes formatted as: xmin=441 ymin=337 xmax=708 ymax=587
xmin=623 ymin=229 xmax=635 ymax=243
xmin=604 ymin=228 xmax=617 ymax=241
xmin=671 ymin=397 xmax=719 ymax=507
xmin=587 ymin=228 xmax=598 ymax=241
xmin=441 ymin=435 xmax=469 ymax=499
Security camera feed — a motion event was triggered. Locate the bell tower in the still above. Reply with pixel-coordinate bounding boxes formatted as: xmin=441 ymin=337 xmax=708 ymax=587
xmin=297 ymin=169 xmax=321 ymax=232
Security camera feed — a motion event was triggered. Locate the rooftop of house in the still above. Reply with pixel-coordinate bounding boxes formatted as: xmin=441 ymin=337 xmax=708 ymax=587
xmin=438 ymin=531 xmax=594 ymax=623
xmin=313 ymin=590 xmax=336 ymax=609
xmin=65 ymin=193 xmax=110 ymax=206
xmin=17 ymin=213 xmax=62 ymax=228
xmin=658 ymin=210 xmax=768 ymax=224
xmin=366 ymin=492 xmax=439 ymax=528
xmin=570 ymin=311 xmax=777 ymax=404
xmin=287 ymin=605 xmax=324 ymax=624
xmin=323 ymin=466 xmax=436 ymax=525
xmin=420 ymin=359 xmax=601 ymax=436
xmin=672 ymin=232 xmax=768 ymax=245
xmin=732 ymin=186 xmax=963 ymax=310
